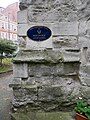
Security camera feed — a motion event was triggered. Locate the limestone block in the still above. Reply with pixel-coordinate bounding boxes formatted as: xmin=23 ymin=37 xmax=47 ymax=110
xmin=53 ymin=76 xmax=74 ymax=86
xmin=29 ymin=64 xmax=53 ymax=77
xmin=27 ymin=76 xmax=53 ymax=86
xmin=86 ymin=64 xmax=90 ymax=75
xmin=81 ymin=77 xmax=90 ymax=87
xmin=29 ymin=62 xmax=80 ymax=77
xmin=19 ymin=0 xmax=90 ymax=22
xmin=15 ymin=49 xmax=62 ymax=64
xmin=9 ymin=78 xmax=21 ymax=88
xmin=67 ymin=13 xmax=78 ymax=22
xmin=87 ymin=20 xmax=90 ymax=30
xmin=13 ymin=63 xmax=28 ymax=78
xmin=85 ymin=20 xmax=90 ymax=37
xmin=38 ymin=85 xmax=63 ymax=101
xmin=62 ymin=49 xmax=80 ymax=62
xmin=52 ymin=22 xmax=78 ymax=36
xmin=13 ymin=87 xmax=38 ymax=106
xmin=38 ymin=83 xmax=81 ymax=102
xmin=27 ymin=23 xmax=52 ymax=31
xmin=18 ymin=24 xmax=27 ymax=36
xmin=53 ymin=36 xmax=78 ymax=48
xmin=17 ymin=10 xmax=27 ymax=24
xmin=63 ymin=63 xmax=80 ymax=75
xmin=52 ymin=63 xmax=64 ymax=76
xmin=25 ymin=87 xmax=37 ymax=101
xmin=19 ymin=0 xmax=32 ymax=10
xmin=80 ymin=64 xmax=90 ymax=76
xmin=81 ymin=47 xmax=88 ymax=65
xmin=18 ymin=37 xmax=26 ymax=49
xmin=27 ymin=77 xmax=36 ymax=85
xmin=85 ymin=87 xmax=90 ymax=98
xmin=79 ymin=21 xmax=87 ymax=35
xmin=81 ymin=86 xmax=90 ymax=99
xmin=78 ymin=37 xmax=90 ymax=48
xmin=26 ymin=37 xmax=52 ymax=50
xmin=13 ymin=88 xmax=27 ymax=98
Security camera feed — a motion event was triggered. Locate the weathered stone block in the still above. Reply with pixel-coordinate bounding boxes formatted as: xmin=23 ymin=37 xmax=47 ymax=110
xmin=52 ymin=62 xmax=80 ymax=76
xmin=62 ymin=49 xmax=80 ymax=62
xmin=13 ymin=87 xmax=37 ymax=106
xmin=52 ymin=63 xmax=64 ymax=76
xmin=13 ymin=63 xmax=28 ymax=78
xmin=25 ymin=87 xmax=37 ymax=101
xmin=18 ymin=24 xmax=27 ymax=36
xmin=52 ymin=22 xmax=78 ymax=36
xmin=26 ymin=37 xmax=52 ymax=50
xmin=38 ymin=82 xmax=81 ymax=103
xmin=81 ymin=47 xmax=88 ymax=65
xmin=38 ymin=85 xmax=63 ymax=101
xmin=9 ymin=78 xmax=21 ymax=88
xmin=81 ymin=77 xmax=90 ymax=87
xmin=79 ymin=21 xmax=87 ymax=35
xmin=81 ymin=86 xmax=90 ymax=99
xmin=13 ymin=88 xmax=27 ymax=98
xmin=63 ymin=62 xmax=80 ymax=75
xmin=13 ymin=49 xmax=62 ymax=63
xmin=17 ymin=10 xmax=27 ymax=24
xmin=87 ymin=20 xmax=90 ymax=30
xmin=27 ymin=76 xmax=53 ymax=86
xmin=18 ymin=37 xmax=26 ymax=49
xmin=53 ymin=36 xmax=78 ymax=48
xmin=78 ymin=37 xmax=90 ymax=48
xmin=29 ymin=64 xmax=53 ymax=77
xmin=53 ymin=76 xmax=72 ymax=85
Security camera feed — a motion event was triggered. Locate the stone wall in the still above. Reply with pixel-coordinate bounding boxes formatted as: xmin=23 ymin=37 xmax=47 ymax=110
xmin=11 ymin=0 xmax=90 ymax=112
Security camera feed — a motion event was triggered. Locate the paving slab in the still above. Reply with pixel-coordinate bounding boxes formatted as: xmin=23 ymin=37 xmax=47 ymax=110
xmin=11 ymin=111 xmax=75 ymax=120
xmin=0 ymin=73 xmax=13 ymax=120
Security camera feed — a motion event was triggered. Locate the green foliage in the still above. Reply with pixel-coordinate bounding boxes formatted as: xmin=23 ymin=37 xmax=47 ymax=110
xmin=0 ymin=58 xmax=12 ymax=72
xmin=0 ymin=38 xmax=17 ymax=55
xmin=0 ymin=38 xmax=17 ymax=64
xmin=74 ymin=100 xmax=90 ymax=119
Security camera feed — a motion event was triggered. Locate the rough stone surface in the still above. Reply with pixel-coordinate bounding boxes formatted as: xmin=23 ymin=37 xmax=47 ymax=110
xmin=12 ymin=49 xmax=81 ymax=111
xmin=13 ymin=63 xmax=28 ymax=78
xmin=11 ymin=112 xmax=74 ymax=120
xmin=52 ymin=22 xmax=78 ymax=35
xmin=26 ymin=37 xmax=52 ymax=50
xmin=53 ymin=36 xmax=78 ymax=48
xmin=18 ymin=24 xmax=27 ymax=36
xmin=17 ymin=10 xmax=27 ymax=24
xmin=19 ymin=0 xmax=90 ymax=22
xmin=11 ymin=0 xmax=90 ymax=113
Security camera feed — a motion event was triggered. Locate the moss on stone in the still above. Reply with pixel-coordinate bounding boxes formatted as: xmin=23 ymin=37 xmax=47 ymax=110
xmin=11 ymin=111 xmax=74 ymax=120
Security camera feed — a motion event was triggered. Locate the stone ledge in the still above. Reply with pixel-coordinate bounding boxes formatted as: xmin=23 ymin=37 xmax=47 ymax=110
xmin=13 ymin=49 xmax=62 ymax=63
xmin=13 ymin=49 xmax=80 ymax=63
xmin=11 ymin=111 xmax=75 ymax=120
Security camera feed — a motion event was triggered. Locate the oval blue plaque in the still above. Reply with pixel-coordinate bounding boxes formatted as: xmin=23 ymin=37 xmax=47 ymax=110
xmin=27 ymin=26 xmax=52 ymax=41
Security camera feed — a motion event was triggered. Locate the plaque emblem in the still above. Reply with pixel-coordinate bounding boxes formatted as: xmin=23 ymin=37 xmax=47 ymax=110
xmin=37 ymin=28 xmax=42 ymax=34
xmin=27 ymin=26 xmax=52 ymax=41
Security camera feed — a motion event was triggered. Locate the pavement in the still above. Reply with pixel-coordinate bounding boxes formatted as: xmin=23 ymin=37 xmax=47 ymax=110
xmin=0 ymin=72 xmax=13 ymax=120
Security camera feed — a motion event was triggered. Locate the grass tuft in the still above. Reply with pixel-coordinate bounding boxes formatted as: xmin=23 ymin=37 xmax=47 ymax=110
xmin=0 ymin=58 xmax=12 ymax=72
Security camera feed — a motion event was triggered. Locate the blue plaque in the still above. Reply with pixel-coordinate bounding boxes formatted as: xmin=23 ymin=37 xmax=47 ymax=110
xmin=27 ymin=26 xmax=52 ymax=41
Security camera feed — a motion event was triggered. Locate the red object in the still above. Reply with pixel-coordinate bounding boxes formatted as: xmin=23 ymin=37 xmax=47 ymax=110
xmin=76 ymin=113 xmax=88 ymax=120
